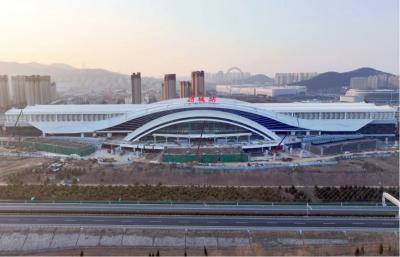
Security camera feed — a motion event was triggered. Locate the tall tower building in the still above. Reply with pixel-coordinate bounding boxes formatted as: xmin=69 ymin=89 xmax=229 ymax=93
xmin=180 ymin=81 xmax=192 ymax=98
xmin=0 ymin=75 xmax=10 ymax=108
xmin=191 ymin=71 xmax=205 ymax=97
xmin=25 ymin=75 xmax=52 ymax=105
xmin=11 ymin=75 xmax=54 ymax=106
xmin=50 ymin=82 xmax=57 ymax=101
xmin=162 ymin=74 xmax=177 ymax=100
xmin=131 ymin=72 xmax=141 ymax=104
xmin=11 ymin=76 xmax=27 ymax=106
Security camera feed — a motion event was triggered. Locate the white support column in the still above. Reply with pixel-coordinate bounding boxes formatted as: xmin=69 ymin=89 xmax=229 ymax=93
xmin=382 ymin=192 xmax=400 ymax=207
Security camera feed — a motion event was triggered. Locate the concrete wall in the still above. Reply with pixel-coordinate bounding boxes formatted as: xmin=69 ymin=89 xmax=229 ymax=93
xmin=309 ymin=139 xmax=378 ymax=156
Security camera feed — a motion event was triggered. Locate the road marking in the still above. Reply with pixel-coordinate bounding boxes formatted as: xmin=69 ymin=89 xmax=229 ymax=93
xmin=150 ymin=220 xmax=161 ymax=223
xmin=64 ymin=219 xmax=77 ymax=222
xmin=121 ymin=220 xmax=132 ymax=223
xmin=37 ymin=219 xmax=49 ymax=222
xmin=382 ymin=222 xmax=394 ymax=225
xmin=93 ymin=220 xmax=104 ymax=222
xmin=323 ymin=222 xmax=336 ymax=225
xmin=352 ymin=222 xmax=365 ymax=225
xmin=178 ymin=221 xmax=190 ymax=224
xmin=236 ymin=221 xmax=248 ymax=224
xmin=266 ymin=221 xmax=277 ymax=224
xmin=207 ymin=221 xmax=219 ymax=224
xmin=7 ymin=219 xmax=20 ymax=222
xmin=294 ymin=222 xmax=306 ymax=225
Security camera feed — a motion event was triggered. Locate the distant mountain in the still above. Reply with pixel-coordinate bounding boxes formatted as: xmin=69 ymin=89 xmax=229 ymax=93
xmin=239 ymin=74 xmax=274 ymax=85
xmin=291 ymin=67 xmax=394 ymax=92
xmin=0 ymin=61 xmax=131 ymax=92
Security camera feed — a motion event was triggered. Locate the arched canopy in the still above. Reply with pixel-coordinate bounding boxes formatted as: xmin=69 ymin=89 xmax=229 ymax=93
xmin=124 ymin=110 xmax=280 ymax=142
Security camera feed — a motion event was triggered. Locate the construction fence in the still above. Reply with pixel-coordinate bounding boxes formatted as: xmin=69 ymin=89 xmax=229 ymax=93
xmin=22 ymin=138 xmax=96 ymax=156
xmin=162 ymin=153 xmax=249 ymax=163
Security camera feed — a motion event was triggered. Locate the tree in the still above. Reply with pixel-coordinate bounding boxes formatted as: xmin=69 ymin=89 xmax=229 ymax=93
xmin=156 ymin=250 xmax=160 ymax=256
xmin=379 ymin=243 xmax=384 ymax=255
xmin=355 ymin=247 xmax=360 ymax=256
xmin=184 ymin=250 xmax=187 ymax=256
xmin=80 ymin=250 xmax=84 ymax=256
xmin=204 ymin=246 xmax=208 ymax=256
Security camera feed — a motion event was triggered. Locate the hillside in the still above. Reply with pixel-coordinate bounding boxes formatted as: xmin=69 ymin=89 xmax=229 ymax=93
xmin=291 ymin=67 xmax=394 ymax=92
xmin=0 ymin=61 xmax=130 ymax=92
xmin=239 ymin=74 xmax=274 ymax=85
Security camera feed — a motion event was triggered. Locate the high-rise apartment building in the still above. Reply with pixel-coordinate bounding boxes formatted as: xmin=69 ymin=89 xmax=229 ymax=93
xmin=0 ymin=75 xmax=10 ymax=108
xmin=10 ymin=76 xmax=27 ymax=106
xmin=274 ymin=72 xmax=318 ymax=86
xmin=180 ymin=81 xmax=192 ymax=98
xmin=25 ymin=75 xmax=52 ymax=105
xmin=350 ymin=77 xmax=368 ymax=89
xmin=387 ymin=75 xmax=400 ymax=89
xmin=10 ymin=75 xmax=55 ymax=106
xmin=131 ymin=72 xmax=141 ymax=104
xmin=350 ymin=75 xmax=399 ymax=90
xmin=162 ymin=74 xmax=177 ymax=100
xmin=50 ymin=82 xmax=57 ymax=101
xmin=191 ymin=71 xmax=205 ymax=97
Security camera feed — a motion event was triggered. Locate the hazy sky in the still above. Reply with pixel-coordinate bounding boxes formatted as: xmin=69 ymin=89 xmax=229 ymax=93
xmin=0 ymin=0 xmax=398 ymax=76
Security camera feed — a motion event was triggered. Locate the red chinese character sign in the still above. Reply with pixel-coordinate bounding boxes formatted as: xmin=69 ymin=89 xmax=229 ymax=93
xmin=187 ymin=96 xmax=217 ymax=104
xmin=187 ymin=96 xmax=195 ymax=103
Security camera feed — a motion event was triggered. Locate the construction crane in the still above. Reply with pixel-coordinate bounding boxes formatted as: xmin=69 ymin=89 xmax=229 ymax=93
xmin=271 ymin=134 xmax=287 ymax=154
xmin=6 ymin=109 xmax=23 ymax=147
xmin=194 ymin=120 xmax=206 ymax=163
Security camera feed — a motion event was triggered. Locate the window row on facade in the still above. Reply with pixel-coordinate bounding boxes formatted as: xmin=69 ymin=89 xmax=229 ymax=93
xmin=280 ymin=111 xmax=395 ymax=120
xmin=6 ymin=113 xmax=123 ymax=122
xmin=6 ymin=111 xmax=396 ymax=123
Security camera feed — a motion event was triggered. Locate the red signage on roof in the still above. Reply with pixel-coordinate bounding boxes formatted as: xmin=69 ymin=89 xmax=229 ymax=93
xmin=187 ymin=96 xmax=217 ymax=104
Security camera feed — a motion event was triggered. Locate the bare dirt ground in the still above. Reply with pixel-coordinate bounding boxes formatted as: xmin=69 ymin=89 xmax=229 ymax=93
xmin=0 ymin=157 xmax=50 ymax=182
xmin=1 ymin=154 xmax=398 ymax=187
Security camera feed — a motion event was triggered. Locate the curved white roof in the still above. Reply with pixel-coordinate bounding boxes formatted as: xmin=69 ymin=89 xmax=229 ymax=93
xmin=5 ymin=97 xmax=395 ymax=115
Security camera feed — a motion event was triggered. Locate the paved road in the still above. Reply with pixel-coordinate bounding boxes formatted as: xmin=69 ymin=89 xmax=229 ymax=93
xmin=0 ymin=202 xmax=397 ymax=216
xmin=0 ymin=214 xmax=398 ymax=231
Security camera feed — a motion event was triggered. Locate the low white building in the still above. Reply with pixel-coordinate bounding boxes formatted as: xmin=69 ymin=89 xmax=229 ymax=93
xmin=216 ymin=85 xmax=306 ymax=97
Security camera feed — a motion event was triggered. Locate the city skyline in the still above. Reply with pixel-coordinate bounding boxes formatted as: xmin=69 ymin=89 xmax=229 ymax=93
xmin=0 ymin=0 xmax=398 ymax=76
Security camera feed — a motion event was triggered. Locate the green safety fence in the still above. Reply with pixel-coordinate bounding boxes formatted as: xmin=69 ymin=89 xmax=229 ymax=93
xmin=22 ymin=140 xmax=96 ymax=156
